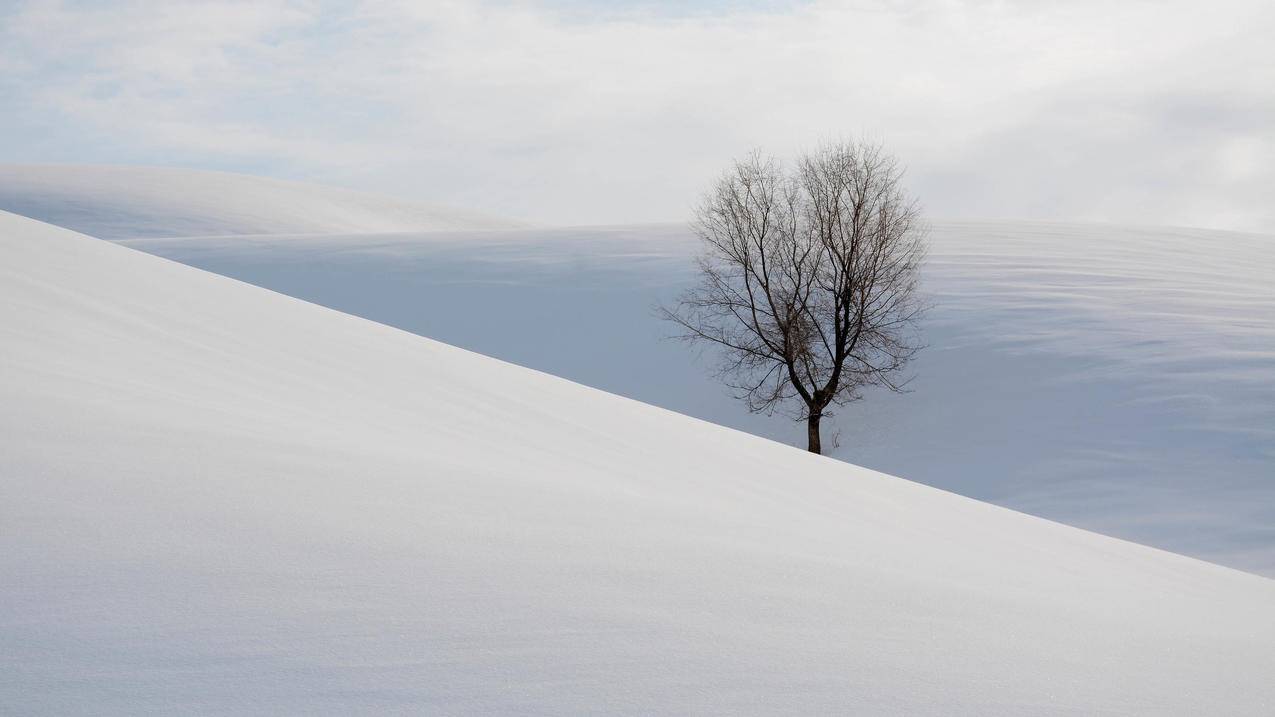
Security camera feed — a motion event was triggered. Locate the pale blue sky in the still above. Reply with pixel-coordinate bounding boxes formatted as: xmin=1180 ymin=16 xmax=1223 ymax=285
xmin=3 ymin=0 xmax=1273 ymax=230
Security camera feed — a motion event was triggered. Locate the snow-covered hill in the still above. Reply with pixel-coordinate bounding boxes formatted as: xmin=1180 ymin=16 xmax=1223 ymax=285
xmin=120 ymin=222 xmax=1275 ymax=577
xmin=0 ymin=164 xmax=521 ymax=238
xmin=2 ymin=210 xmax=1274 ymax=714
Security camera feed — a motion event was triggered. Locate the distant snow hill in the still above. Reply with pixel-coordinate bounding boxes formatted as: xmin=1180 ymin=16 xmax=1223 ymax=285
xmin=3 ymin=211 xmax=1275 ymax=713
xmin=0 ymin=164 xmax=521 ymax=238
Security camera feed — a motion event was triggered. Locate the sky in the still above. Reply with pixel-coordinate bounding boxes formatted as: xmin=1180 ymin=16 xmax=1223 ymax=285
xmin=2 ymin=0 xmax=1273 ymax=231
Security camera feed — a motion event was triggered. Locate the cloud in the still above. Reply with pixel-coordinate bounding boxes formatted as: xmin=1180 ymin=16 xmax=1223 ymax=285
xmin=2 ymin=0 xmax=1273 ymax=231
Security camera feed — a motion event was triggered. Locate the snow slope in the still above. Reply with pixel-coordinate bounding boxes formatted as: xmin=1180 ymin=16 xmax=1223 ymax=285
xmin=3 ymin=211 xmax=1275 ymax=714
xmin=0 ymin=164 xmax=520 ymax=238
xmin=120 ymin=222 xmax=1275 ymax=577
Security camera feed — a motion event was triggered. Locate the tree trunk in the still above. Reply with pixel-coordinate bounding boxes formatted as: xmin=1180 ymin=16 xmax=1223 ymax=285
xmin=806 ymin=413 xmax=822 ymax=454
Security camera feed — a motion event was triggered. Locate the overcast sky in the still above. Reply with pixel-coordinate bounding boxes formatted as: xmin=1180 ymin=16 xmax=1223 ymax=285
xmin=3 ymin=0 xmax=1272 ymax=231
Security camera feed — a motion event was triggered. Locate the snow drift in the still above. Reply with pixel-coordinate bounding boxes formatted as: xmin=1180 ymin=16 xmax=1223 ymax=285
xmin=2 ymin=210 xmax=1274 ymax=714
xmin=14 ymin=164 xmax=1270 ymax=578
xmin=120 ymin=222 xmax=1275 ymax=576
xmin=0 ymin=164 xmax=520 ymax=238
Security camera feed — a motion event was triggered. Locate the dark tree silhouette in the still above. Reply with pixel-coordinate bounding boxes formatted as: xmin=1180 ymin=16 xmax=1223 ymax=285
xmin=662 ymin=140 xmax=927 ymax=454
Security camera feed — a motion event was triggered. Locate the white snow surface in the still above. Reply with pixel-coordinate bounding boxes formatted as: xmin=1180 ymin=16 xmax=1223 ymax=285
xmin=3 ymin=211 xmax=1275 ymax=714
xmin=0 ymin=164 xmax=520 ymax=238
xmin=118 ymin=222 xmax=1275 ymax=577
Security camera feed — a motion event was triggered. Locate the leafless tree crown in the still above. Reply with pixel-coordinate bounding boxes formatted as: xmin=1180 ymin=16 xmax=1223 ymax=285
xmin=662 ymin=140 xmax=927 ymax=453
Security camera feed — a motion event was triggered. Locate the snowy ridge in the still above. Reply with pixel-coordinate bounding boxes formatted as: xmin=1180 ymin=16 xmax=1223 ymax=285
xmin=0 ymin=164 xmax=521 ymax=239
xmin=2 ymin=210 xmax=1274 ymax=713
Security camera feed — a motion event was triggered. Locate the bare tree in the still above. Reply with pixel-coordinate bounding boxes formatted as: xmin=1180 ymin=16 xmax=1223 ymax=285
xmin=661 ymin=140 xmax=927 ymax=454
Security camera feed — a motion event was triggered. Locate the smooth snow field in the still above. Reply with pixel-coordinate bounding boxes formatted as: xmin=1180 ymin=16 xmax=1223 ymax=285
xmin=113 ymin=222 xmax=1275 ymax=578
xmin=0 ymin=164 xmax=521 ymax=238
xmin=4 ymin=212 xmax=1275 ymax=714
